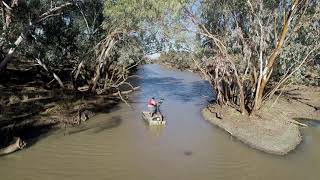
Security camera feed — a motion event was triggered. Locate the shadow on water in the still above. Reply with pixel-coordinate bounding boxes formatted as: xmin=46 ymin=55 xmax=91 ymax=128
xmin=0 ymin=120 xmax=59 ymax=150
xmin=83 ymin=99 xmax=121 ymax=114
xmin=67 ymin=116 xmax=122 ymax=135
xmin=20 ymin=122 xmax=59 ymax=148
xmin=138 ymin=76 xmax=213 ymax=103
xmin=91 ymin=116 xmax=122 ymax=134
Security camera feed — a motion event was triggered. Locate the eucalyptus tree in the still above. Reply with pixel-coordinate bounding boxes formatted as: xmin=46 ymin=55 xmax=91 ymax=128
xmin=186 ymin=0 xmax=319 ymax=114
xmin=0 ymin=0 xmax=74 ymax=72
xmin=84 ymin=0 xmax=188 ymax=94
xmin=2 ymin=1 xmax=105 ymax=89
xmin=0 ymin=0 xmax=189 ymax=93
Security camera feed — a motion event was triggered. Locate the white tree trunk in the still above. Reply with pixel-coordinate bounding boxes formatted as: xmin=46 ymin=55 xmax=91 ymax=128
xmin=0 ymin=34 xmax=24 ymax=71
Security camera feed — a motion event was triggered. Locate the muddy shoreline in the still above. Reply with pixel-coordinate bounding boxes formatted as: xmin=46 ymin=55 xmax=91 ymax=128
xmin=0 ymin=66 xmax=140 ymax=154
xmin=0 ymin=86 xmax=123 ymax=154
xmin=157 ymin=61 xmax=320 ymax=155
xmin=202 ymin=107 xmax=301 ymax=155
xmin=201 ymin=86 xmax=320 ymax=155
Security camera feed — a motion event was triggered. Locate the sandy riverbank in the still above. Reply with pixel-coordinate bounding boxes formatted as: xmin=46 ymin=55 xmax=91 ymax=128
xmin=202 ymin=86 xmax=320 ymax=155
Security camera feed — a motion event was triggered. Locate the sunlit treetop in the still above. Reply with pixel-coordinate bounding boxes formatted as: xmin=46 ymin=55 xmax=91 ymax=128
xmin=103 ymin=0 xmax=188 ymax=32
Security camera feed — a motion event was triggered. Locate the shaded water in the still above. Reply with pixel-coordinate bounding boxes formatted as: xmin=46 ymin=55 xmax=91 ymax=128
xmin=0 ymin=64 xmax=319 ymax=180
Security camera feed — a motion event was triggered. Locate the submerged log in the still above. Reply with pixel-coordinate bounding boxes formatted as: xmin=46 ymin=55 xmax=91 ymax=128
xmin=0 ymin=137 xmax=26 ymax=156
xmin=110 ymin=86 xmax=140 ymax=96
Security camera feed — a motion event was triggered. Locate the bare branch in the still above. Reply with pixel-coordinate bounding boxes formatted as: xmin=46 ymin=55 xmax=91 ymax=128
xmin=184 ymin=7 xmax=227 ymax=54
xmin=0 ymin=2 xmax=74 ymax=72
xmin=264 ymin=45 xmax=320 ymax=101
xmin=2 ymin=1 xmax=12 ymax=10
xmin=35 ymin=58 xmax=64 ymax=88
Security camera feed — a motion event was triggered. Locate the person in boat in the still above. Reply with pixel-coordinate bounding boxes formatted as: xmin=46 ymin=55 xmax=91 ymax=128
xmin=147 ymin=97 xmax=157 ymax=117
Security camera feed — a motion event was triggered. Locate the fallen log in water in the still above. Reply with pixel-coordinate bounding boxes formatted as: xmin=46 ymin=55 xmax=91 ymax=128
xmin=0 ymin=137 xmax=26 ymax=156
xmin=111 ymin=86 xmax=140 ymax=96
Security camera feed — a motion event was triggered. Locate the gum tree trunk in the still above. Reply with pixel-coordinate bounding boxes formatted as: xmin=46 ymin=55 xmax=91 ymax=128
xmin=0 ymin=2 xmax=73 ymax=72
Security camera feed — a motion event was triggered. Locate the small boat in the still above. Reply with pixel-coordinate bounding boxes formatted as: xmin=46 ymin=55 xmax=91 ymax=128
xmin=142 ymin=112 xmax=166 ymax=125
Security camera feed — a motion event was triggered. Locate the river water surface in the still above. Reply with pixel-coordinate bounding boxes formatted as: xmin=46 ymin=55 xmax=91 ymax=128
xmin=0 ymin=64 xmax=319 ymax=180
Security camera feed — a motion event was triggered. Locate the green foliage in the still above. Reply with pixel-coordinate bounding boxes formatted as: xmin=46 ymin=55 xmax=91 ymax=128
xmin=274 ymin=1 xmax=320 ymax=85
xmin=199 ymin=0 xmax=320 ymax=85
xmin=110 ymin=34 xmax=144 ymax=69
xmin=103 ymin=0 xmax=185 ymax=31
xmin=1 ymin=0 xmax=106 ymax=70
xmin=158 ymin=50 xmax=195 ymax=70
xmin=103 ymin=0 xmax=188 ymax=53
xmin=1 ymin=0 xmax=318 ymax=90
xmin=1 ymin=0 xmax=185 ymax=86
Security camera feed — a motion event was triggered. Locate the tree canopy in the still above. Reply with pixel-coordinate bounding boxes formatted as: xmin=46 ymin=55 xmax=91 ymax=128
xmin=0 ymin=0 xmax=318 ymax=114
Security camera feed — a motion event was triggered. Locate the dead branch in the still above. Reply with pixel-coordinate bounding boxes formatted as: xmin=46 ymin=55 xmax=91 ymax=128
xmin=0 ymin=137 xmax=26 ymax=156
xmin=73 ymin=60 xmax=84 ymax=87
xmin=204 ymin=55 xmax=245 ymax=114
xmin=265 ymin=45 xmax=319 ymax=101
xmin=192 ymin=58 xmax=211 ymax=80
xmin=36 ymin=58 xmax=64 ymax=88
xmin=90 ymin=35 xmax=117 ymax=92
xmin=287 ymin=119 xmax=308 ymax=127
xmin=35 ymin=2 xmax=73 ymax=23
xmin=1 ymin=1 xmax=12 ymax=10
xmin=110 ymin=86 xmax=140 ymax=96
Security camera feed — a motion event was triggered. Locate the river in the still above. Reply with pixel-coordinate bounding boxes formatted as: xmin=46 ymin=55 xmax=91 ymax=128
xmin=0 ymin=64 xmax=319 ymax=180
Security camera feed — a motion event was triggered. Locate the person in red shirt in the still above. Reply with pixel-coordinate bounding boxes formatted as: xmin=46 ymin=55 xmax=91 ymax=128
xmin=147 ymin=97 xmax=157 ymax=117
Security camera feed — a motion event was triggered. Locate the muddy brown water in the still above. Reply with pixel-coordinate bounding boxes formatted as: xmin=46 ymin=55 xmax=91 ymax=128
xmin=0 ymin=64 xmax=319 ymax=180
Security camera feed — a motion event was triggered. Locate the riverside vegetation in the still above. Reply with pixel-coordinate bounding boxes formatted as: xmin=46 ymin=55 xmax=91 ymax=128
xmin=157 ymin=0 xmax=320 ymax=154
xmin=0 ymin=0 xmax=319 ymax=155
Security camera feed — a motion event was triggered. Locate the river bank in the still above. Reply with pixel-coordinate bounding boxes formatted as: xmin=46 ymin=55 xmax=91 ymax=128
xmin=202 ymin=86 xmax=320 ymax=155
xmin=0 ymin=56 xmax=144 ymax=155
xmin=1 ymin=64 xmax=320 ymax=180
xmin=156 ymin=60 xmax=320 ymax=155
xmin=0 ymin=82 xmax=122 ymax=154
xmin=0 ymin=69 xmax=141 ymax=155
xmin=156 ymin=59 xmax=198 ymax=72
